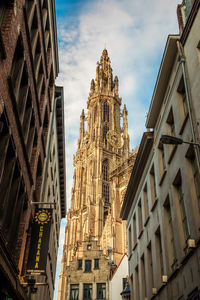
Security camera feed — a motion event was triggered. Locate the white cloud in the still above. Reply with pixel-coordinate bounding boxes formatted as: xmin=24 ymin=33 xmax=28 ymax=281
xmin=54 ymin=0 xmax=181 ymax=297
xmin=56 ymin=0 xmax=180 ymax=209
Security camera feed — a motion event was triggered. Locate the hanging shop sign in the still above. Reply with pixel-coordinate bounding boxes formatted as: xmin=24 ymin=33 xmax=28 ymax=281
xmin=26 ymin=209 xmax=52 ymax=274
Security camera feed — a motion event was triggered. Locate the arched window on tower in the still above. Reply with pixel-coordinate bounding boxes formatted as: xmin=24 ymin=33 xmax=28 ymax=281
xmin=103 ymin=102 xmax=109 ymax=122
xmin=102 ymin=159 xmax=108 ymax=181
xmin=103 ymin=125 xmax=109 ymax=145
xmin=94 ymin=104 xmax=97 ymax=123
xmin=102 ymin=159 xmax=109 ymax=203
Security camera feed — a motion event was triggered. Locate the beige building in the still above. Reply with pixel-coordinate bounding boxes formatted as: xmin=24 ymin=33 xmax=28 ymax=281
xmin=58 ymin=49 xmax=136 ymax=300
xmin=121 ymin=1 xmax=200 ymax=299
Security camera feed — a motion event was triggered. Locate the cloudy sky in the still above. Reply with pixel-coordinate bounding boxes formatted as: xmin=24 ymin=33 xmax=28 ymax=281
xmin=54 ymin=0 xmax=181 ymax=298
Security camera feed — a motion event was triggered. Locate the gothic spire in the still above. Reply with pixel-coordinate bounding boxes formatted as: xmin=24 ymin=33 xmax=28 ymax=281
xmin=123 ymin=104 xmax=129 ymax=151
xmin=92 ymin=48 xmax=116 ymax=94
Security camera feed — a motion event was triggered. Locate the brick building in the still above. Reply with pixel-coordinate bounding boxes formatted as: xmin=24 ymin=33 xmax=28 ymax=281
xmin=0 ymin=1 xmax=65 ymax=299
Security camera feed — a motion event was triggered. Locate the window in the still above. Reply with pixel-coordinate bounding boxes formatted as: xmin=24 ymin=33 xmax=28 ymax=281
xmin=155 ymin=227 xmax=164 ymax=285
xmin=102 ymin=159 xmax=108 ymax=181
xmin=138 ymin=200 xmax=143 ymax=235
xmin=97 ymin=283 xmax=106 ymax=299
xmin=128 ymin=225 xmax=132 ymax=255
xmin=191 ymin=158 xmax=200 ymax=212
xmin=102 ymin=159 xmax=109 ymax=203
xmin=78 ymin=259 xmax=82 ymax=270
xmin=173 ymin=171 xmax=189 ymax=241
xmin=150 ymin=165 xmax=157 ymax=208
xmin=134 ymin=266 xmax=139 ymax=300
xmin=103 ymin=102 xmax=109 ymax=122
xmin=158 ymin=143 xmax=166 ymax=179
xmin=103 ymin=125 xmax=109 ymax=144
xmin=178 ymin=184 xmax=189 ymax=240
xmin=70 ymin=284 xmax=79 ymax=300
xmin=166 ymin=108 xmax=175 ymax=137
xmin=130 ymin=275 xmax=133 ymax=298
xmin=197 ymin=40 xmax=200 ymax=62
xmin=177 ymin=76 xmax=188 ymax=126
xmin=166 ymin=108 xmax=176 ymax=159
xmin=85 ymin=260 xmax=91 ymax=272
xmin=102 ymin=183 xmax=109 ymax=203
xmin=94 ymin=259 xmax=99 ymax=269
xmin=164 ymin=196 xmax=176 ymax=271
xmin=133 ymin=214 xmax=137 ymax=246
xmin=141 ymin=255 xmax=147 ymax=299
xmin=147 ymin=242 xmax=154 ymax=295
xmin=143 ymin=184 xmax=149 ymax=223
xmin=186 ymin=148 xmax=200 ymax=213
xmin=83 ymin=283 xmax=92 ymax=300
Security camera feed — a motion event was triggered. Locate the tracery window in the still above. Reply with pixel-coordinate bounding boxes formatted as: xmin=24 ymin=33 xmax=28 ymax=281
xmin=103 ymin=101 xmax=109 ymax=122
xmin=94 ymin=104 xmax=97 ymax=123
xmin=102 ymin=159 xmax=109 ymax=202
xmin=102 ymin=159 xmax=108 ymax=181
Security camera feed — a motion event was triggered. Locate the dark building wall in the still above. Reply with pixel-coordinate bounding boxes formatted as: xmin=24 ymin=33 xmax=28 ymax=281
xmin=0 ymin=0 xmax=60 ymax=299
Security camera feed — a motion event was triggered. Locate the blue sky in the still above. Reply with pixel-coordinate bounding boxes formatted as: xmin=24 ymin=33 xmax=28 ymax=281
xmin=54 ymin=0 xmax=181 ymax=299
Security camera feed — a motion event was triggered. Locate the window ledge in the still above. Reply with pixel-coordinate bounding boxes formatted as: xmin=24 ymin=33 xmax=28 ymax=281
xmin=84 ymin=271 xmax=92 ymax=273
xmin=179 ymin=113 xmax=189 ymax=135
xmin=128 ymin=252 xmax=132 ymax=261
xmin=133 ymin=242 xmax=138 ymax=251
xmin=144 ymin=215 xmax=150 ymax=227
xmin=159 ymin=169 xmax=167 ymax=186
xmin=138 ymin=229 xmax=143 ymax=240
xmin=151 ymin=197 xmax=158 ymax=212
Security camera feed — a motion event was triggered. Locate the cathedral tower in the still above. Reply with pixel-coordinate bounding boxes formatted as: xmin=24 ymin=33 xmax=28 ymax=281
xmin=58 ymin=49 xmax=135 ymax=300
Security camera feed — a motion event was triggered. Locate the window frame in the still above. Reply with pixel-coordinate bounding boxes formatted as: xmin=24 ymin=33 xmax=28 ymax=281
xmin=84 ymin=260 xmax=92 ymax=272
xmin=94 ymin=258 xmax=99 ymax=269
xmin=96 ymin=283 xmax=106 ymax=299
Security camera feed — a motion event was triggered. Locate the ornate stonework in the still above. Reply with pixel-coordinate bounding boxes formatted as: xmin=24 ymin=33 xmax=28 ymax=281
xmin=58 ymin=49 xmax=136 ymax=300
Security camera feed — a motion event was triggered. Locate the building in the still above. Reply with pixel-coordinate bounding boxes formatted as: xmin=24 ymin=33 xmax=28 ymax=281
xmin=0 ymin=1 xmax=65 ymax=299
xmin=121 ymin=1 xmax=200 ymax=299
xmin=109 ymin=254 xmax=130 ymax=300
xmin=58 ymin=49 xmax=136 ymax=300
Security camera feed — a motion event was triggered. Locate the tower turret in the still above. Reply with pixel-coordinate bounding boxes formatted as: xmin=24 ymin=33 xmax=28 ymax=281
xmin=78 ymin=109 xmax=85 ymax=148
xmin=123 ymin=104 xmax=129 ymax=152
xmin=114 ymin=76 xmax=119 ymax=96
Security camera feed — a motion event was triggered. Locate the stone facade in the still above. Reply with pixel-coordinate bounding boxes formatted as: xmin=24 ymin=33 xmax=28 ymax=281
xmin=58 ymin=49 xmax=136 ymax=300
xmin=121 ymin=1 xmax=200 ymax=299
xmin=63 ymin=240 xmax=112 ymax=300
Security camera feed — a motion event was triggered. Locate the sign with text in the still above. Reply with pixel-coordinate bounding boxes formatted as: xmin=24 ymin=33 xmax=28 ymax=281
xmin=26 ymin=209 xmax=52 ymax=274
